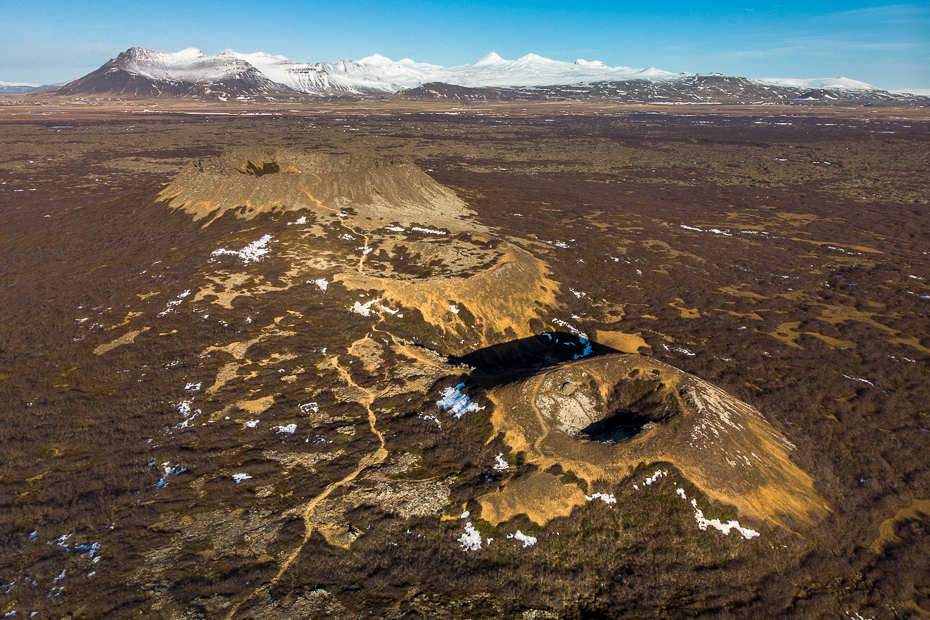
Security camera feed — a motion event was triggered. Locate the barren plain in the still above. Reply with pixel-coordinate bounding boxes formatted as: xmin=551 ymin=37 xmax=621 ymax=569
xmin=1 ymin=100 xmax=929 ymax=619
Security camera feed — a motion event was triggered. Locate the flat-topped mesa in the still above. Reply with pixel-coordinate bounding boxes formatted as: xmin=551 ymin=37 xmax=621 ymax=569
xmin=158 ymin=147 xmax=481 ymax=232
xmin=490 ymin=354 xmax=830 ymax=529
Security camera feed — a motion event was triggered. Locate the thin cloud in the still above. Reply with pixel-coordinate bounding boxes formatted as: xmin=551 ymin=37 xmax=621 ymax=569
xmin=724 ymin=46 xmax=804 ymax=59
xmin=833 ymin=3 xmax=929 ymax=20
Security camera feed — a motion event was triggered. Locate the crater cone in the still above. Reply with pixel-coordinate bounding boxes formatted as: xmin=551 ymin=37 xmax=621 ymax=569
xmin=488 ymin=353 xmax=830 ymax=529
xmin=158 ymin=146 xmax=481 ymax=232
xmin=161 ymin=148 xmax=561 ymax=353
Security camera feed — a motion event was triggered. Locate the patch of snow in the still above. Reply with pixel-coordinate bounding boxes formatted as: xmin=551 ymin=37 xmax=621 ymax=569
xmin=663 ymin=344 xmax=696 ymax=356
xmin=842 ymin=375 xmax=874 ymax=387
xmin=232 ymin=473 xmax=252 ymax=483
xmin=299 ymin=401 xmax=319 ymax=414
xmin=288 ymin=216 xmax=307 ymax=225
xmin=507 ymin=530 xmax=537 ymax=547
xmin=75 ymin=542 xmax=100 ymax=559
xmin=184 ymin=382 xmax=201 ymax=391
xmin=212 ymin=235 xmax=273 ymax=263
xmin=461 ymin=510 xmax=470 ymax=519
xmin=385 ymin=226 xmax=406 ymax=232
xmin=642 ymin=469 xmax=667 ymax=486
xmin=246 ymin=420 xmax=259 ymax=428
xmin=691 ymin=499 xmax=759 ymax=539
xmin=458 ymin=522 xmax=482 ymax=551
xmin=493 ymin=453 xmax=510 ymax=470
xmin=157 ymin=290 xmax=192 ymax=317
xmin=680 ymin=224 xmax=731 ymax=236
xmin=676 ymin=488 xmax=687 ymax=500
xmin=437 ymin=382 xmax=485 ymax=418
xmin=418 ymin=412 xmax=441 ymax=429
xmin=154 ymin=462 xmax=187 ymax=488
xmin=411 ymin=226 xmax=446 ymax=235
xmin=351 ymin=298 xmax=380 ymax=317
xmin=274 ymin=423 xmax=297 ymax=434
xmin=551 ymin=318 xmax=588 ymax=341
xmin=449 ymin=304 xmax=459 ymax=314
xmin=171 ymin=399 xmax=202 ymax=429
xmin=586 ymin=492 xmax=616 ymax=504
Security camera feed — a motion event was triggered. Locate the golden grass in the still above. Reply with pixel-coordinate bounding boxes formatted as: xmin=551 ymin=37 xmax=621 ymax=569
xmin=478 ymin=471 xmax=587 ymax=526
xmin=93 ymin=327 xmax=150 ymax=355
xmin=595 ymin=330 xmax=650 ymax=354
xmin=871 ymin=499 xmax=930 ymax=554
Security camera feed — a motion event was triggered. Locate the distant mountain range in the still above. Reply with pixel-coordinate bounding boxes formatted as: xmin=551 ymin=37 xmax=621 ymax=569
xmin=0 ymin=80 xmax=60 ymax=94
xmin=8 ymin=47 xmax=929 ymax=105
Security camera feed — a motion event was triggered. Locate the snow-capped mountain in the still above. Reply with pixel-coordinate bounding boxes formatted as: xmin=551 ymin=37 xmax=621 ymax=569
xmin=892 ymin=88 xmax=930 ymax=97
xmin=0 ymin=80 xmax=59 ymax=94
xmin=54 ymin=47 xmax=294 ymax=99
xmin=32 ymin=46 xmax=926 ymax=105
xmin=753 ymin=76 xmax=878 ymax=91
xmin=356 ymin=51 xmax=685 ymax=88
xmin=214 ymin=50 xmax=402 ymax=94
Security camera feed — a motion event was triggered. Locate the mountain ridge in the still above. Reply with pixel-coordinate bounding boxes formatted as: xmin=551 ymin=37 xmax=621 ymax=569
xmin=14 ymin=46 xmax=929 ymax=105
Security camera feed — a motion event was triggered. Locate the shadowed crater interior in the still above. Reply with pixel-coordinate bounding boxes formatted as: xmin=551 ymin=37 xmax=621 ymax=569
xmin=451 ymin=332 xmax=620 ymax=383
xmin=579 ymin=369 xmax=684 ymax=442
xmin=238 ymin=160 xmax=282 ymax=176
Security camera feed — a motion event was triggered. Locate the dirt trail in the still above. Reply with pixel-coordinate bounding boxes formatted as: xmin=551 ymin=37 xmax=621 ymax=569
xmin=530 ymin=380 xmax=551 ymax=456
xmin=356 ymin=230 xmax=372 ymax=273
xmin=225 ymin=351 xmax=388 ymax=620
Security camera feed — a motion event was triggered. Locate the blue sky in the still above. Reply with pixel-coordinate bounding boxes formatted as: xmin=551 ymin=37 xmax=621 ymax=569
xmin=1 ymin=1 xmax=928 ymax=89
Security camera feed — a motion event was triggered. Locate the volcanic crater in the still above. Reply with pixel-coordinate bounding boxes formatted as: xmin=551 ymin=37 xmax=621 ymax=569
xmin=487 ymin=353 xmax=829 ymax=529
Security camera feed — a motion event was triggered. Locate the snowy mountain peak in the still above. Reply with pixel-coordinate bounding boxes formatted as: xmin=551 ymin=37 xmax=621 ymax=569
xmin=576 ymin=59 xmax=607 ymax=68
xmin=123 ymin=47 xmax=204 ymax=61
xmin=474 ymin=52 xmax=506 ymax=66
xmin=754 ymin=76 xmax=878 ymax=91
xmin=358 ymin=53 xmax=396 ymax=66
